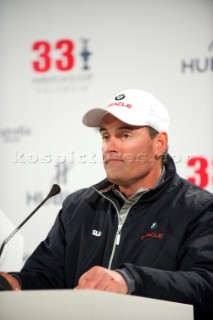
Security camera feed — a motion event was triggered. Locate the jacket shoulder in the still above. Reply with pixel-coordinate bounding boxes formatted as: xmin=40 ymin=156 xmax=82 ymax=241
xmin=62 ymin=187 xmax=98 ymax=210
xmin=177 ymin=176 xmax=213 ymax=209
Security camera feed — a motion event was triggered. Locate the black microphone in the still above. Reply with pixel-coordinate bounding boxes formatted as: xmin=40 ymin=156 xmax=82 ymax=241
xmin=0 ymin=184 xmax=61 ymax=290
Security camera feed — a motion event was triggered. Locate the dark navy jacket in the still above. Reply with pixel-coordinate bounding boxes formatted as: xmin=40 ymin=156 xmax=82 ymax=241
xmin=15 ymin=156 xmax=213 ymax=320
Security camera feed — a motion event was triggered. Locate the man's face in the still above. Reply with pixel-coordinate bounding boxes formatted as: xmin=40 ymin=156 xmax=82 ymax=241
xmin=100 ymin=113 xmax=165 ymax=191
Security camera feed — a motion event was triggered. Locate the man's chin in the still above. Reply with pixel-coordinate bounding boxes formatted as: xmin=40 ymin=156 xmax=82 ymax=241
xmin=106 ymin=174 xmax=125 ymax=186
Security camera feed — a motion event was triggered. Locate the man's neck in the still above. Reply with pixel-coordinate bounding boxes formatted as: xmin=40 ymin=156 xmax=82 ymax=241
xmin=118 ymin=166 xmax=165 ymax=198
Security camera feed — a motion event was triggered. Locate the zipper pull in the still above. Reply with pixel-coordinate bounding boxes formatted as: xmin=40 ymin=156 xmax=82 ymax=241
xmin=116 ymin=225 xmax=122 ymax=245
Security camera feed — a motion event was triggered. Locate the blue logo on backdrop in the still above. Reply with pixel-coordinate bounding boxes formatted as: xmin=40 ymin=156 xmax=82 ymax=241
xmin=80 ymin=38 xmax=92 ymax=70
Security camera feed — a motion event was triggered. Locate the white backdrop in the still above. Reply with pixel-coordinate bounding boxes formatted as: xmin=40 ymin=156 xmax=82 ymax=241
xmin=0 ymin=0 xmax=212 ymax=267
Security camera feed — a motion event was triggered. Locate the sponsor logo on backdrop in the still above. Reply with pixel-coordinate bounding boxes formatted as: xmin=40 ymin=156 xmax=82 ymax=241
xmin=186 ymin=156 xmax=213 ymax=189
xmin=24 ymin=151 xmax=102 ymax=207
xmin=0 ymin=126 xmax=31 ymax=143
xmin=181 ymin=41 xmax=213 ymax=73
xmin=31 ymin=37 xmax=93 ymax=93
xmin=26 ymin=163 xmax=73 ymax=207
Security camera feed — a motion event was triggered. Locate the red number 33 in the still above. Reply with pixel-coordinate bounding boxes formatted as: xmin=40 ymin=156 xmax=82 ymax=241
xmin=32 ymin=39 xmax=75 ymax=72
xmin=187 ymin=157 xmax=209 ymax=188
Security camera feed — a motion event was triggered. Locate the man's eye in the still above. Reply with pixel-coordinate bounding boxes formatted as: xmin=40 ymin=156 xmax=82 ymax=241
xmin=102 ymin=135 xmax=109 ymax=141
xmin=123 ymin=133 xmax=130 ymax=138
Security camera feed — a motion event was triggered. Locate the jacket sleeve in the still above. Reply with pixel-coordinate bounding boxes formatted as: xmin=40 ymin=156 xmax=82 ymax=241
xmin=12 ymin=209 xmax=66 ymax=289
xmin=120 ymin=206 xmax=213 ymax=320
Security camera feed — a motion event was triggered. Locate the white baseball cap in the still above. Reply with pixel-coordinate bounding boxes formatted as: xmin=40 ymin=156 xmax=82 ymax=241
xmin=82 ymin=89 xmax=170 ymax=135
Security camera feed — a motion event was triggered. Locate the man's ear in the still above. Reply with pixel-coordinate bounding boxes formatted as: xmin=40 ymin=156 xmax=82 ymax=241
xmin=155 ymin=132 xmax=168 ymax=158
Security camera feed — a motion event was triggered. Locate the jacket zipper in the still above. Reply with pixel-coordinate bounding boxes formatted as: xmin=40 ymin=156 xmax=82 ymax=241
xmin=91 ymin=187 xmax=122 ymax=269
xmin=91 ymin=186 xmax=148 ymax=269
xmin=107 ymin=223 xmax=123 ymax=269
xmin=116 ymin=224 xmax=122 ymax=245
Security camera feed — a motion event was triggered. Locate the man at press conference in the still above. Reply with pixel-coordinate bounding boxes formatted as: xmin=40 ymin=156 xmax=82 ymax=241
xmin=1 ymin=89 xmax=213 ymax=320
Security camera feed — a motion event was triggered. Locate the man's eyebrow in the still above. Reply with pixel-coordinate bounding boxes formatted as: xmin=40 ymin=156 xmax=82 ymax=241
xmin=99 ymin=127 xmax=107 ymax=133
xmin=99 ymin=125 xmax=135 ymax=133
xmin=117 ymin=125 xmax=135 ymax=130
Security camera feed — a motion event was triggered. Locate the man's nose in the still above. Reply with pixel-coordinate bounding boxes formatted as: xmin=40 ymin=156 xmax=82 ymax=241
xmin=104 ymin=137 xmax=119 ymax=152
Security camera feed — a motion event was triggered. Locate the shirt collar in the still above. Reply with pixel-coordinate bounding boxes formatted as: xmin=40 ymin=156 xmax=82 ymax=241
xmin=113 ymin=166 xmax=166 ymax=199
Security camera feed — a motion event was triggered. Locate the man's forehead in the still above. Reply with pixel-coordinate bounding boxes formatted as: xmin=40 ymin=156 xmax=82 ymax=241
xmin=101 ymin=113 xmax=121 ymax=124
xmin=100 ymin=114 xmax=146 ymax=132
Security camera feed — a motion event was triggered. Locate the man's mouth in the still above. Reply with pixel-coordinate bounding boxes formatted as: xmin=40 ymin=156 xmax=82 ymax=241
xmin=104 ymin=154 xmax=123 ymax=164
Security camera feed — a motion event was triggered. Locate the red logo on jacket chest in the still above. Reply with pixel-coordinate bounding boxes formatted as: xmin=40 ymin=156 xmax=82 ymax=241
xmin=140 ymin=232 xmax=164 ymax=240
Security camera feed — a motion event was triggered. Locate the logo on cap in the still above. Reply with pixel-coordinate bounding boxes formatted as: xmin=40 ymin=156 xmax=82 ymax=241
xmin=115 ymin=94 xmax=125 ymax=101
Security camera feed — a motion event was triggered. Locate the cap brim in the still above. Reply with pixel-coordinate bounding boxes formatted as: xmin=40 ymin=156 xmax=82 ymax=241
xmin=82 ymin=106 xmax=150 ymax=128
xmin=82 ymin=108 xmax=109 ymax=127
